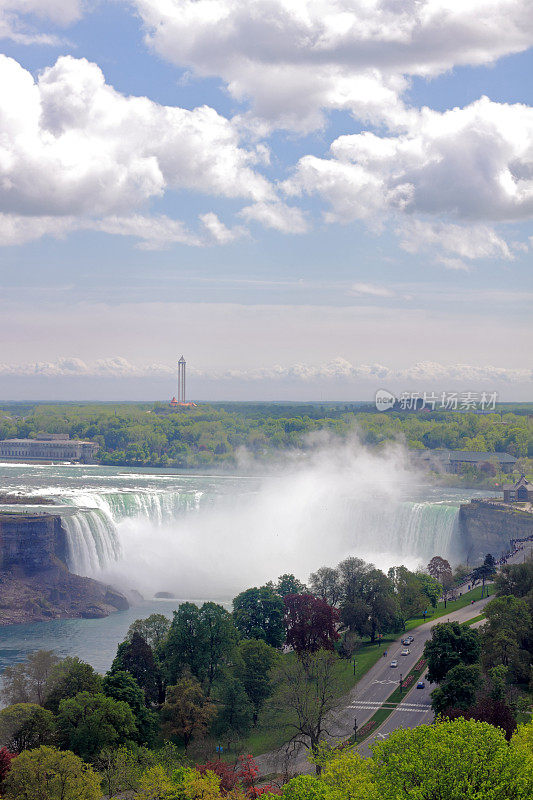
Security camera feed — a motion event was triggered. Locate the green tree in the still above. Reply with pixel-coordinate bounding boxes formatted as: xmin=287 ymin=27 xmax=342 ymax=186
xmin=127 ymin=614 xmax=171 ymax=650
xmin=134 ymin=764 xmax=181 ymax=800
xmin=276 ymin=574 xmax=307 ymax=597
xmin=415 ymin=570 xmax=442 ymax=609
xmin=111 ymin=633 xmax=161 ymax=704
xmin=161 ymin=602 xmax=237 ymax=694
xmin=161 ymin=676 xmax=217 ymax=750
xmin=3 ymin=746 xmax=101 ymax=800
xmin=236 ymin=639 xmax=279 ymax=724
xmin=388 ymin=566 xmax=426 ymax=622
xmin=56 ymin=691 xmax=137 ymax=760
xmin=372 ymin=718 xmax=533 ymax=800
xmin=431 ymin=663 xmax=482 ymax=714
xmin=102 ymin=671 xmax=158 ymax=746
xmin=232 ymin=586 xmax=285 ymax=648
xmin=96 ymin=745 xmax=156 ymax=799
xmin=213 ymin=678 xmax=254 ymax=740
xmin=0 ymin=651 xmax=59 ymax=706
xmin=44 ymin=657 xmax=103 ymax=714
xmin=341 ymin=568 xmax=398 ymax=642
xmin=423 ymin=621 xmax=481 ymax=684
xmin=494 ymin=559 xmax=533 ymax=612
xmin=427 ymin=555 xmax=453 ymax=607
xmin=472 ymin=553 xmax=497 ymax=597
xmin=308 ymin=567 xmax=342 ymax=607
xmin=0 ymin=704 xmax=55 ymax=753
xmin=480 ymin=595 xmax=532 ymax=682
xmin=269 ymin=650 xmax=341 ymax=772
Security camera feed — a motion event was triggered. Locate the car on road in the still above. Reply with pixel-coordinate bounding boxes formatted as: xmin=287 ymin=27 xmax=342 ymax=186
xmin=417 ymin=680 xmax=425 ymax=689
xmin=401 ymin=648 xmax=410 ymax=655
xmin=390 ymin=660 xmax=398 ymax=668
xmin=405 ymin=636 xmax=414 ymax=644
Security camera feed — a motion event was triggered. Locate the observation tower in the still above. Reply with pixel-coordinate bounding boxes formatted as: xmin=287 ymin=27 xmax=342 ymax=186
xmin=170 ymin=356 xmax=197 ymax=408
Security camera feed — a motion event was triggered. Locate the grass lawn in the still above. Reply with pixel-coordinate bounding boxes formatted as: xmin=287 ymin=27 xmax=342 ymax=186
xmin=222 ymin=587 xmax=489 ymax=758
xmin=404 ymin=584 xmax=490 ymax=631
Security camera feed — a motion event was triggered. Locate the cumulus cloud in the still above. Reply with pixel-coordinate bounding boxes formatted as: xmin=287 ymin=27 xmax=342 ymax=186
xmin=1 ymin=355 xmax=530 ymax=385
xmin=0 ymin=356 xmax=174 ymax=378
xmin=131 ymin=0 xmax=533 ymax=132
xmin=285 ymin=97 xmax=533 ymax=263
xmin=0 ymin=0 xmax=82 ymax=44
xmin=0 ymin=54 xmax=275 ymax=246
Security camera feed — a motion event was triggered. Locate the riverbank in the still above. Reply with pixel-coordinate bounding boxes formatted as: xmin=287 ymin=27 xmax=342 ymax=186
xmin=0 ymin=564 xmax=129 ymax=625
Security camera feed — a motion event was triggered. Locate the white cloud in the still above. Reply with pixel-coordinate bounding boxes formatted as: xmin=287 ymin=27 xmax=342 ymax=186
xmin=398 ymin=219 xmax=513 ymax=262
xmin=0 ymin=0 xmax=82 ymax=44
xmin=239 ymin=201 xmax=309 ymax=234
xmin=199 ymin=212 xmax=244 ymax=245
xmin=349 ymin=283 xmax=394 ymax=297
xmin=0 ymin=212 xmax=241 ymax=250
xmin=0 ymin=54 xmax=275 ymax=246
xmin=285 ymin=97 xmax=533 ymax=262
xmin=1 ymin=355 xmax=530 ymax=385
xmin=131 ymin=0 xmax=533 ymax=132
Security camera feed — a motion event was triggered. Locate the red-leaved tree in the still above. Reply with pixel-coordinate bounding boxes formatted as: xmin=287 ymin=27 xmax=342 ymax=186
xmin=284 ymin=594 xmax=340 ymax=654
xmin=444 ymin=697 xmax=517 ymax=740
xmin=0 ymin=747 xmax=16 ymax=784
xmin=196 ymin=760 xmax=239 ymax=792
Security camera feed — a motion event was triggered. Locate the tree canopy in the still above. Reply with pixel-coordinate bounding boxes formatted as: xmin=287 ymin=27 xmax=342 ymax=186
xmin=423 ymin=621 xmax=481 ymax=683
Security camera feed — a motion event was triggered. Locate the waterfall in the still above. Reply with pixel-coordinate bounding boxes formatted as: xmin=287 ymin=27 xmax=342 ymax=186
xmin=57 ymin=489 xmax=204 ymax=577
xmin=392 ymin=501 xmax=461 ymax=561
xmin=61 ymin=510 xmax=122 ymax=576
xmin=54 ymin=486 xmax=463 ymax=595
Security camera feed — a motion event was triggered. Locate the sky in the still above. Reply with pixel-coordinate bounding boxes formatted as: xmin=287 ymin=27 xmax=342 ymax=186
xmin=0 ymin=0 xmax=531 ymax=402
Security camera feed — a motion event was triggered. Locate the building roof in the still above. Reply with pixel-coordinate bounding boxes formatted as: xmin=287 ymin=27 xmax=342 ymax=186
xmin=1 ymin=438 xmax=96 ymax=446
xmin=503 ymin=475 xmax=533 ymax=491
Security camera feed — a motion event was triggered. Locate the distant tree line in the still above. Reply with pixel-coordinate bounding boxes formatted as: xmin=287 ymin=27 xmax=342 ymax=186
xmin=0 ymin=402 xmax=531 ymax=469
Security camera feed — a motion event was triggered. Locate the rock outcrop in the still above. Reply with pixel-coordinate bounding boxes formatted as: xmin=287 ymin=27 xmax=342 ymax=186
xmin=459 ymin=500 xmax=533 ymax=565
xmin=0 ymin=512 xmax=128 ymax=626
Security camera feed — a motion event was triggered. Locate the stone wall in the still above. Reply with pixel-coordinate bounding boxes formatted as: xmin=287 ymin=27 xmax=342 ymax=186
xmin=459 ymin=500 xmax=533 ymax=565
xmin=0 ymin=513 xmax=67 ymax=574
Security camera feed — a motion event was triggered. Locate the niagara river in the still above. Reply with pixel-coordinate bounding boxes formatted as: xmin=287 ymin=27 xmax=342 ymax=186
xmin=0 ymin=455 xmax=492 ymax=679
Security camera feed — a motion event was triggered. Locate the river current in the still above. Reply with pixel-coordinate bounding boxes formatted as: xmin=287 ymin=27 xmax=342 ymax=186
xmin=0 ymin=456 xmax=491 ymax=678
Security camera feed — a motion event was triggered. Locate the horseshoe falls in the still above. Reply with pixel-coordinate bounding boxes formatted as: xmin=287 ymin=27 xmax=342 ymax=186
xmin=0 ymin=452 xmax=479 ymax=599
xmin=55 ymin=492 xmax=463 ymax=598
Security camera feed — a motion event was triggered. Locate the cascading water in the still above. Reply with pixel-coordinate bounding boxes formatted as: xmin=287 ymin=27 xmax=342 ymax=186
xmin=61 ymin=510 xmax=122 ymax=575
xmin=56 ymin=489 xmax=204 ymax=576
xmin=3 ymin=442 xmax=477 ymax=598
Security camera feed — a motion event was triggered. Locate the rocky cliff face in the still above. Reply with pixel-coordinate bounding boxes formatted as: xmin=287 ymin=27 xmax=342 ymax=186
xmin=459 ymin=500 xmax=533 ymax=565
xmin=0 ymin=512 xmax=128 ymax=626
xmin=0 ymin=513 xmax=67 ymax=573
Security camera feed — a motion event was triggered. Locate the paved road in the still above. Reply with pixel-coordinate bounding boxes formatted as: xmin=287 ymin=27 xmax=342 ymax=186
xmin=256 ymin=596 xmax=492 ymax=777
xmin=357 ymin=615 xmax=488 ymax=756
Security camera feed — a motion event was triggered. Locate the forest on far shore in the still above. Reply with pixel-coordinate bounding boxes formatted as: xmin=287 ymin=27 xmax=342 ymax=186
xmin=0 ymin=401 xmax=532 ymax=475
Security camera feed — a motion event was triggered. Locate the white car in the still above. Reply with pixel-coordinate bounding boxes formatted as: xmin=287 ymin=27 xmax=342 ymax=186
xmin=401 ymin=648 xmax=410 ymax=655
xmin=390 ymin=660 xmax=398 ymax=668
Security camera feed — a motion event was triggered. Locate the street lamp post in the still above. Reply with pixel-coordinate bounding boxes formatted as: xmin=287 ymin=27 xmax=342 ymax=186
xmin=353 ymin=716 xmax=358 ymax=741
xmin=399 ymin=674 xmax=403 ymax=694
xmin=353 ymin=659 xmax=356 ymax=676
